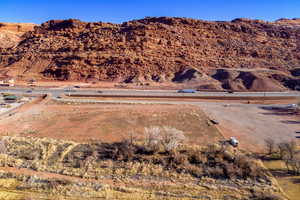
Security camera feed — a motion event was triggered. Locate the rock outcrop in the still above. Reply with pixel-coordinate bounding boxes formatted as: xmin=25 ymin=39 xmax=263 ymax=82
xmin=0 ymin=17 xmax=299 ymax=90
xmin=0 ymin=23 xmax=35 ymax=48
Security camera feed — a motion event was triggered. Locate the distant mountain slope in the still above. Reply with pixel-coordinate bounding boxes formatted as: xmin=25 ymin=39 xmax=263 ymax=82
xmin=0 ymin=17 xmax=299 ymax=90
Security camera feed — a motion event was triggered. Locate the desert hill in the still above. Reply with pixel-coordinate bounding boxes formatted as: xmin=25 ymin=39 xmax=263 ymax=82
xmin=0 ymin=22 xmax=35 ymax=48
xmin=0 ymin=17 xmax=299 ymax=91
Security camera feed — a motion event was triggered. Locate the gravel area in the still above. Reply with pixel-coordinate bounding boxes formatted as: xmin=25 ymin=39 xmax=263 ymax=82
xmin=198 ymin=103 xmax=299 ymax=151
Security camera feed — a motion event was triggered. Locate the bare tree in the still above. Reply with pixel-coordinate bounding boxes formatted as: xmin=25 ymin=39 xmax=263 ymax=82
xmin=277 ymin=142 xmax=287 ymax=159
xmin=161 ymin=126 xmax=185 ymax=152
xmin=293 ymin=154 xmax=300 ymax=175
xmin=144 ymin=126 xmax=185 ymax=152
xmin=278 ymin=140 xmax=299 ymax=174
xmin=283 ymin=140 xmax=297 ymax=160
xmin=264 ymin=138 xmax=276 ymax=155
xmin=144 ymin=126 xmax=162 ymax=152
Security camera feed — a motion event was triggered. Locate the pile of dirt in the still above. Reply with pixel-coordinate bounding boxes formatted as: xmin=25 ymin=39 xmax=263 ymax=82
xmin=211 ymin=69 xmax=287 ymax=91
xmin=0 ymin=23 xmax=35 ymax=48
xmin=0 ymin=17 xmax=299 ymax=91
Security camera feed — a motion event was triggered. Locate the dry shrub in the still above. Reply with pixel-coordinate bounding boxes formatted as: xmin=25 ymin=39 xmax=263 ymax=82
xmin=0 ymin=140 xmax=6 ymax=154
xmin=187 ymin=149 xmax=206 ymax=164
xmin=234 ymin=155 xmax=265 ymax=179
xmin=167 ymin=151 xmax=188 ymax=167
xmin=185 ymin=164 xmax=204 ymax=177
xmin=206 ymin=166 xmax=224 ymax=178
xmin=95 ymin=140 xmax=137 ymax=162
xmin=161 ymin=126 xmax=185 ymax=152
xmin=144 ymin=126 xmax=161 ymax=152
xmin=223 ymin=162 xmax=238 ymax=179
xmin=251 ymin=191 xmax=283 ymax=200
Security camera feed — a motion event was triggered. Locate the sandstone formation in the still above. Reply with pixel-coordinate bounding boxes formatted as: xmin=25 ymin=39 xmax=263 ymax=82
xmin=0 ymin=23 xmax=35 ymax=48
xmin=0 ymin=17 xmax=299 ymax=90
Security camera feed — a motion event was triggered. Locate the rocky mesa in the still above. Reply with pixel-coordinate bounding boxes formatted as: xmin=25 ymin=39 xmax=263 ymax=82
xmin=0 ymin=17 xmax=300 ymax=91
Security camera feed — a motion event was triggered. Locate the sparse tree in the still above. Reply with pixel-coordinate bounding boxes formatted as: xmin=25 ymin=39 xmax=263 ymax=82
xmin=293 ymin=154 xmax=300 ymax=175
xmin=277 ymin=142 xmax=288 ymax=159
xmin=278 ymin=140 xmax=299 ymax=174
xmin=264 ymin=138 xmax=276 ymax=155
xmin=283 ymin=140 xmax=297 ymax=160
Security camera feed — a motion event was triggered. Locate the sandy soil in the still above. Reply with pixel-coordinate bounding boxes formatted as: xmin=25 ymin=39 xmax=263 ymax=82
xmin=0 ymin=102 xmax=221 ymax=144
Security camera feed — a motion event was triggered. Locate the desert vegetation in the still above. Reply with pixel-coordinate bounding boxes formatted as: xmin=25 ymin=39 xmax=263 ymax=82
xmin=263 ymin=138 xmax=300 ymax=200
xmin=264 ymin=139 xmax=300 ymax=175
xmin=0 ymin=127 xmax=285 ymax=199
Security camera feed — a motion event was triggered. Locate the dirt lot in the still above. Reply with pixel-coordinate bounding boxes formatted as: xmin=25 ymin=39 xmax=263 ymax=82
xmin=198 ymin=102 xmax=300 ymax=152
xmin=0 ymin=102 xmax=221 ymax=144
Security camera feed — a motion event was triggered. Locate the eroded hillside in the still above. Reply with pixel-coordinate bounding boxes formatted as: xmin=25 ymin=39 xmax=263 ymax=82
xmin=0 ymin=17 xmax=300 ymax=90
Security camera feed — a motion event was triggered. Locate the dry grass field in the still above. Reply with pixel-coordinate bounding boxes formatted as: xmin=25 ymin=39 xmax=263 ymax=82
xmin=264 ymin=160 xmax=300 ymax=200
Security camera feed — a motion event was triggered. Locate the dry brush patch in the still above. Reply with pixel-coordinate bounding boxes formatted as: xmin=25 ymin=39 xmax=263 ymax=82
xmin=0 ymin=134 xmax=286 ymax=199
xmin=262 ymin=139 xmax=300 ymax=200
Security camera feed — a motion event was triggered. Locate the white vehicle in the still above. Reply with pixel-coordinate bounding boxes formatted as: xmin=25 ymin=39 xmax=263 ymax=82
xmin=286 ymin=104 xmax=298 ymax=109
xmin=229 ymin=137 xmax=239 ymax=147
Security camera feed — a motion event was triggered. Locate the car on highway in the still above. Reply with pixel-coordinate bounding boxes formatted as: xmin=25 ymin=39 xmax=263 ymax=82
xmin=286 ymin=104 xmax=298 ymax=109
xmin=97 ymin=90 xmax=103 ymax=93
xmin=177 ymin=89 xmax=197 ymax=93
xmin=26 ymin=90 xmax=32 ymax=93
xmin=227 ymin=90 xmax=234 ymax=94
xmin=64 ymin=89 xmax=76 ymax=92
xmin=74 ymin=86 xmax=81 ymax=88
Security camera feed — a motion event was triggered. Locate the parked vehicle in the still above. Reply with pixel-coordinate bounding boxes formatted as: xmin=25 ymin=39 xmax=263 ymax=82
xmin=229 ymin=137 xmax=239 ymax=147
xmin=210 ymin=119 xmax=219 ymax=125
xmin=177 ymin=89 xmax=197 ymax=93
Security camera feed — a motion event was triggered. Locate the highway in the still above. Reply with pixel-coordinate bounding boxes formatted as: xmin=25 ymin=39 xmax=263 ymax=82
xmin=0 ymin=86 xmax=300 ymax=99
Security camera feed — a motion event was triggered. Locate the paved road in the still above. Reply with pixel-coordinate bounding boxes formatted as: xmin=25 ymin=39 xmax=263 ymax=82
xmin=1 ymin=86 xmax=300 ymax=98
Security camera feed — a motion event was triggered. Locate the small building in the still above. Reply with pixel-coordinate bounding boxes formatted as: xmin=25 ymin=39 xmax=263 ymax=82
xmin=0 ymin=78 xmax=15 ymax=87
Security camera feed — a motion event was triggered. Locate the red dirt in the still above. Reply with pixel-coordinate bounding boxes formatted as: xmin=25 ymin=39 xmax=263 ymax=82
xmin=0 ymin=103 xmax=221 ymax=145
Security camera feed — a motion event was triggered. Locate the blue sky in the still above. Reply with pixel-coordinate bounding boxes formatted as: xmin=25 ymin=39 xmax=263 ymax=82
xmin=0 ymin=0 xmax=299 ymax=24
